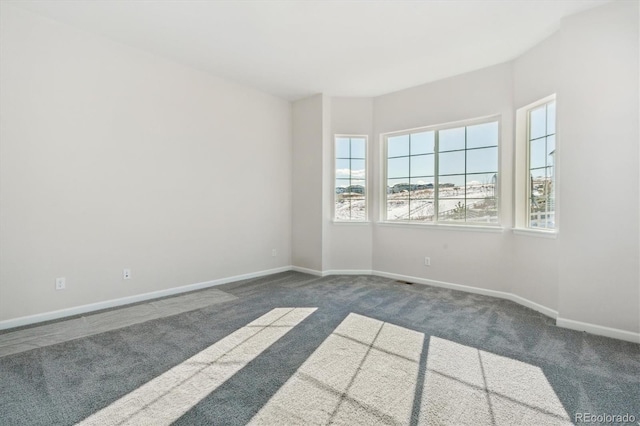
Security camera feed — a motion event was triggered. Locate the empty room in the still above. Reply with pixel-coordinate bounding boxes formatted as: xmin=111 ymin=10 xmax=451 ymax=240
xmin=0 ymin=0 xmax=638 ymax=425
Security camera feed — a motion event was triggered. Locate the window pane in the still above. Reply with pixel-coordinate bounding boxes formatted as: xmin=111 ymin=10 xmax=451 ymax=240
xmin=351 ymin=159 xmax=365 ymax=180
xmin=467 ymin=122 xmax=498 ymax=149
xmin=439 ymin=127 xmax=465 ymax=152
xmin=335 ymin=198 xmax=351 ymax=221
xmin=530 ymin=138 xmax=546 ymax=169
xmin=547 ymin=134 xmax=556 ymax=155
xmin=438 ymin=199 xmax=467 ymax=221
xmin=335 ymin=159 xmax=351 ymax=179
xmin=530 ymin=168 xmax=546 ymax=181
xmin=336 ymin=138 xmax=350 ymax=158
xmin=387 ymin=199 xmax=409 ymax=221
xmin=348 ymin=180 xmax=365 ymax=196
xmin=547 ymin=101 xmax=556 ymax=135
xmin=410 ymin=177 xmax=434 ymax=199
xmin=388 ymin=157 xmax=409 ymax=178
xmin=410 ymin=131 xmax=434 ymax=155
xmin=388 ymin=134 xmax=409 ymax=157
xmin=467 ymin=147 xmax=497 ymax=174
xmin=410 ymin=199 xmax=434 ymax=221
xmin=548 ymin=169 xmax=555 ymax=190
xmin=548 ymin=151 xmax=555 ymax=168
xmin=335 ymin=179 xmax=350 ymax=193
xmin=530 ymin=105 xmax=546 ymax=139
xmin=405 ymin=181 xmax=424 ymax=199
xmin=351 ymin=204 xmax=366 ymax=221
xmin=467 ymin=173 xmax=497 ymax=199
xmin=388 ymin=178 xmax=410 ymax=194
xmin=439 ymin=150 xmax=465 ymax=175
xmin=530 ymin=198 xmax=554 ymax=228
xmin=410 ymin=154 xmax=434 ymax=177
xmin=531 ymin=174 xmax=551 ymax=205
xmin=351 ymin=138 xmax=366 ymax=159
xmin=438 ymin=175 xmax=465 ymax=199
xmin=466 ymin=198 xmax=498 ymax=223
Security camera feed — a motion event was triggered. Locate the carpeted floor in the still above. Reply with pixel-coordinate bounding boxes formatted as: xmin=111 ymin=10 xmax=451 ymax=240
xmin=0 ymin=271 xmax=638 ymax=425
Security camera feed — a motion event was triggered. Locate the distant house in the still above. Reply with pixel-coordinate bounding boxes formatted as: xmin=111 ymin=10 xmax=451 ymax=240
xmin=346 ymin=185 xmax=364 ymax=194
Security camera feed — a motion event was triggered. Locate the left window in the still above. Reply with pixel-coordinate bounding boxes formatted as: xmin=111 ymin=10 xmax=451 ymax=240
xmin=335 ymin=136 xmax=367 ymax=221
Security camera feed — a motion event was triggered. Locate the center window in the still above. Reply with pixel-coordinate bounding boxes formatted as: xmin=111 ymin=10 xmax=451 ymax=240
xmin=385 ymin=118 xmax=499 ymax=224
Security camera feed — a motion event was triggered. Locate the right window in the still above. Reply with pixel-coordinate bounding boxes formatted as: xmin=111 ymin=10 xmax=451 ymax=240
xmin=527 ymin=99 xmax=556 ymax=229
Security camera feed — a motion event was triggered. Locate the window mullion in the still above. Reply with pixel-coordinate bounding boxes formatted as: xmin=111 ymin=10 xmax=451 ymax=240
xmin=464 ymin=126 xmax=468 ymax=222
xmin=348 ymin=138 xmax=352 ymax=220
xmin=408 ymin=134 xmax=412 ymax=221
xmin=526 ymin=112 xmax=532 ymax=228
xmin=434 ymin=131 xmax=439 ymax=222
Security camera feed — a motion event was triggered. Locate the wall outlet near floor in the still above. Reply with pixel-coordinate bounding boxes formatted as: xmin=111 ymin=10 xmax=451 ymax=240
xmin=55 ymin=277 xmax=66 ymax=290
xmin=123 ymin=268 xmax=131 ymax=280
xmin=272 ymin=249 xmax=277 ymax=257
xmin=424 ymin=257 xmax=431 ymax=266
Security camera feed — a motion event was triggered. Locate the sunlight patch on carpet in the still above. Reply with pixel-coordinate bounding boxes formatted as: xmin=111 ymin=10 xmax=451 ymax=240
xmin=77 ymin=307 xmax=316 ymax=426
xmin=248 ymin=313 xmax=570 ymax=425
xmin=248 ymin=313 xmax=424 ymax=425
xmin=420 ymin=336 xmax=572 ymax=425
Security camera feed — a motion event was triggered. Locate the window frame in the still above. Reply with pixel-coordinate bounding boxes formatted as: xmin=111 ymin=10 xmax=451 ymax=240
xmin=514 ymin=94 xmax=558 ymax=235
xmin=333 ymin=134 xmax=369 ymax=222
xmin=381 ymin=115 xmax=502 ymax=227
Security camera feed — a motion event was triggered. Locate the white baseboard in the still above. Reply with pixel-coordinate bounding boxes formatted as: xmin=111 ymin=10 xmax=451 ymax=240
xmin=290 ymin=266 xmax=324 ymax=276
xmin=0 ymin=266 xmax=291 ymax=331
xmin=373 ymin=269 xmax=513 ymax=300
xmin=507 ymin=293 xmax=558 ymax=319
xmin=372 ymin=270 xmax=561 ymax=316
xmin=323 ymin=269 xmax=373 ymax=276
xmin=373 ymin=269 xmax=555 ymax=319
xmin=556 ymin=317 xmax=640 ymax=344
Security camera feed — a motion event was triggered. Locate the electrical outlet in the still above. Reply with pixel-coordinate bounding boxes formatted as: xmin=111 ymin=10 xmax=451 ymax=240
xmin=123 ymin=268 xmax=131 ymax=280
xmin=424 ymin=257 xmax=431 ymax=266
xmin=272 ymin=249 xmax=277 ymax=257
xmin=55 ymin=277 xmax=66 ymax=290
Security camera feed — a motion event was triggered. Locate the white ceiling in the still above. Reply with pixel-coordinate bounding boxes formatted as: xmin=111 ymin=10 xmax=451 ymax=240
xmin=7 ymin=0 xmax=609 ymax=100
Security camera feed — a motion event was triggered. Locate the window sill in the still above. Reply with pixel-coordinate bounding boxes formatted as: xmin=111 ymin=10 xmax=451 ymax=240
xmin=377 ymin=221 xmax=504 ymax=233
xmin=512 ymin=228 xmax=558 ymax=239
xmin=332 ymin=220 xmax=372 ymax=226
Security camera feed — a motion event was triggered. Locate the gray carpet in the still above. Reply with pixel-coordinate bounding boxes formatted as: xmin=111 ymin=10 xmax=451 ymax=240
xmin=0 ymin=288 xmax=237 ymax=358
xmin=0 ymin=272 xmax=638 ymax=425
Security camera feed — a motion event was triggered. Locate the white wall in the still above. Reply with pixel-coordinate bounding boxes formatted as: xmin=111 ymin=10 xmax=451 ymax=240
xmin=291 ymin=95 xmax=324 ymax=271
xmin=556 ymin=1 xmax=639 ymax=333
xmin=0 ymin=5 xmax=292 ymax=322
